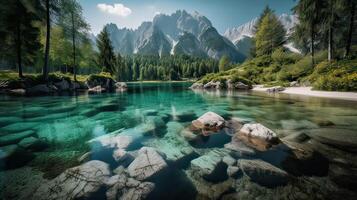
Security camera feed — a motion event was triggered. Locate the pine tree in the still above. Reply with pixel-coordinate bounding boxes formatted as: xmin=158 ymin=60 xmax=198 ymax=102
xmin=96 ymin=28 xmax=116 ymax=75
xmin=255 ymin=13 xmax=286 ymax=56
xmin=0 ymin=0 xmax=42 ymax=78
xmin=293 ymin=0 xmax=325 ymax=65
xmin=58 ymin=0 xmax=89 ymax=81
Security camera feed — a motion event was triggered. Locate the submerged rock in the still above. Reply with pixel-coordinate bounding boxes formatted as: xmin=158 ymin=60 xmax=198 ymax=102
xmin=0 ymin=130 xmax=35 ymax=146
xmin=306 ymin=128 xmax=357 ymax=152
xmin=127 ymin=147 xmax=167 ymax=181
xmin=106 ymin=174 xmax=155 ymax=200
xmin=192 ymin=112 xmax=225 ymax=135
xmin=186 ymin=168 xmax=235 ymax=200
xmin=224 ymin=137 xmax=256 ymax=155
xmin=238 ymin=159 xmax=289 ymax=187
xmin=281 ymin=140 xmax=329 ymax=176
xmin=88 ymin=131 xmax=133 ymax=150
xmin=190 ymin=149 xmax=230 ymax=182
xmin=0 ymin=144 xmax=34 ymax=168
xmin=33 ymin=160 xmax=111 ymax=200
xmin=18 ymin=136 xmax=47 ymax=151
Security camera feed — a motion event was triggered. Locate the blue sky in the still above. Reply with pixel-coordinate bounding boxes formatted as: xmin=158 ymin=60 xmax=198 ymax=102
xmin=79 ymin=0 xmax=297 ymax=35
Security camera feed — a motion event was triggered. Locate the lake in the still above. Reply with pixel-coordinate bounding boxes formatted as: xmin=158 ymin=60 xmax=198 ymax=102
xmin=1 ymin=82 xmax=357 ymax=200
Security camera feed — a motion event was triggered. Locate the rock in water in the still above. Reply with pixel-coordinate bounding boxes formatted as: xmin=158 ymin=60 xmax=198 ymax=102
xmin=105 ymin=175 xmax=155 ymax=200
xmin=306 ymin=128 xmax=357 ymax=152
xmin=190 ymin=149 xmax=230 ymax=182
xmin=33 ymin=160 xmax=111 ymax=200
xmin=88 ymin=133 xmax=133 ymax=149
xmin=238 ymin=159 xmax=289 ymax=187
xmin=237 ymin=123 xmax=279 ymax=151
xmin=88 ymin=85 xmax=106 ymax=94
xmin=192 ymin=112 xmax=225 ymax=135
xmin=115 ymin=82 xmax=127 ymax=91
xmin=203 ymin=81 xmax=221 ymax=89
xmin=0 ymin=130 xmax=35 ymax=146
xmin=18 ymin=136 xmax=47 ymax=151
xmin=127 ymin=147 xmax=167 ymax=180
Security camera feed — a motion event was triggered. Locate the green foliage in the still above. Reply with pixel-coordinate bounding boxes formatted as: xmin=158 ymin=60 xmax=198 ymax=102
xmin=309 ymin=60 xmax=357 ymax=91
xmin=0 ymin=0 xmax=42 ymax=77
xmin=96 ymin=28 xmax=117 ymax=75
xmin=255 ymin=12 xmax=286 ymax=56
xmin=117 ymin=55 xmax=218 ymax=81
xmin=219 ymin=55 xmax=231 ymax=72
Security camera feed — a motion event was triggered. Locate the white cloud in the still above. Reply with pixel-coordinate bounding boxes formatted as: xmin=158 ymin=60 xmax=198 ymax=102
xmin=97 ymin=3 xmax=132 ymax=17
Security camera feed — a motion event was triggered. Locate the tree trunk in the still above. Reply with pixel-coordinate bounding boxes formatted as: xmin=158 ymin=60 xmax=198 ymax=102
xmin=328 ymin=0 xmax=334 ymax=61
xmin=345 ymin=0 xmax=356 ymax=58
xmin=43 ymin=0 xmax=50 ymax=81
xmin=16 ymin=14 xmax=23 ymax=78
xmin=71 ymin=11 xmax=77 ymax=82
xmin=310 ymin=24 xmax=315 ymax=65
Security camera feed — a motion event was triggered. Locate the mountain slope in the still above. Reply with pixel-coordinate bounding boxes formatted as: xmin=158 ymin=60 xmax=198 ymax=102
xmin=101 ymin=10 xmax=245 ymax=62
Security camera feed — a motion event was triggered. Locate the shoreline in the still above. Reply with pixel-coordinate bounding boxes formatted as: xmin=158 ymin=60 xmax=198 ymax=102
xmin=252 ymin=86 xmax=357 ymax=101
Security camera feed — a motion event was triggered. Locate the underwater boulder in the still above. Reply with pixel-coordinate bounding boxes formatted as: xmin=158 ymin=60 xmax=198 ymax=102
xmin=190 ymin=149 xmax=230 ymax=182
xmin=0 ymin=130 xmax=35 ymax=146
xmin=18 ymin=136 xmax=48 ymax=151
xmin=33 ymin=160 xmax=111 ymax=200
xmin=281 ymin=140 xmax=329 ymax=176
xmin=88 ymin=132 xmax=133 ymax=150
xmin=306 ymin=128 xmax=357 ymax=153
xmin=236 ymin=123 xmax=279 ymax=151
xmin=127 ymin=147 xmax=168 ymax=181
xmin=105 ymin=174 xmax=155 ymax=200
xmin=192 ymin=111 xmax=225 ymax=135
xmin=238 ymin=159 xmax=289 ymax=187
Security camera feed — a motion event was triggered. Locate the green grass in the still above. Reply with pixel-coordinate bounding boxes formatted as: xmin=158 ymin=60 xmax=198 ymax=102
xmin=197 ymin=48 xmax=357 ymax=92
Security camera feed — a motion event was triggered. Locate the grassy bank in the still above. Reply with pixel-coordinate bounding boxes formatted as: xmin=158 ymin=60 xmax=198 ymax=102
xmin=197 ymin=48 xmax=357 ymax=92
xmin=0 ymin=70 xmax=90 ymax=83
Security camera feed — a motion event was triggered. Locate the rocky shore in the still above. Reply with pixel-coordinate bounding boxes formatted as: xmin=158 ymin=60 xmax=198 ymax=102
xmin=0 ymin=75 xmax=127 ymax=96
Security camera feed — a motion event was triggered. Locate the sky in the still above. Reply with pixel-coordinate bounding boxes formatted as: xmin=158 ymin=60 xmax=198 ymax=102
xmin=79 ymin=0 xmax=297 ymax=35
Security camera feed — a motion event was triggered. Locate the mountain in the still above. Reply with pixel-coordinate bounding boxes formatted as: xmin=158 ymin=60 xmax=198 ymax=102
xmin=102 ymin=10 xmax=245 ymax=62
xmin=224 ymin=14 xmax=299 ymax=56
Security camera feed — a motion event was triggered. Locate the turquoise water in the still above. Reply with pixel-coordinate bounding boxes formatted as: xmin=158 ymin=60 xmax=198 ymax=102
xmin=1 ymin=82 xmax=357 ymax=199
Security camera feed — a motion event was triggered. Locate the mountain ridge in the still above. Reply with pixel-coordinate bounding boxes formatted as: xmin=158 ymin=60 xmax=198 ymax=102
xmin=101 ymin=10 xmax=246 ymax=62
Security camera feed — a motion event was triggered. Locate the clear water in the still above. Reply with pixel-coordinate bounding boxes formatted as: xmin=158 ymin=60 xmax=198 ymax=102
xmin=1 ymin=82 xmax=357 ymax=199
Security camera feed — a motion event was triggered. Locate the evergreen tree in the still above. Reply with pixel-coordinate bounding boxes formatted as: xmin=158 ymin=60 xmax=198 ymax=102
xmin=58 ymin=0 xmax=89 ymax=81
xmin=0 ymin=0 xmax=42 ymax=78
xmin=96 ymin=28 xmax=116 ymax=75
xmin=344 ymin=0 xmax=356 ymax=57
xmin=293 ymin=0 xmax=325 ymax=65
xmin=255 ymin=13 xmax=286 ymax=56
